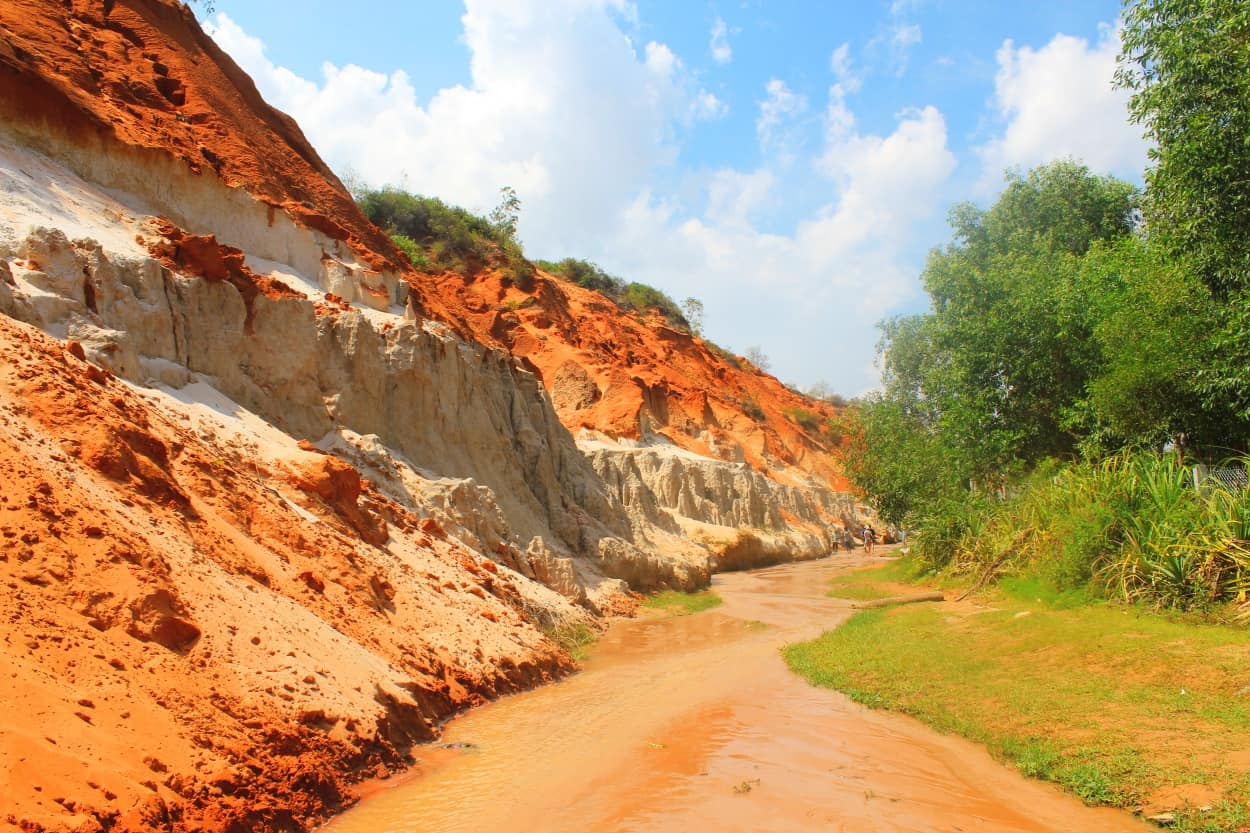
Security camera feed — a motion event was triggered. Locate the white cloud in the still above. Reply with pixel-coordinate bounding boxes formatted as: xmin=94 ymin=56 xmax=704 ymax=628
xmin=976 ymin=26 xmax=1149 ymax=185
xmin=704 ymin=168 xmax=775 ymax=228
xmin=810 ymin=104 xmax=956 ymax=260
xmin=829 ymin=43 xmax=862 ymax=93
xmin=692 ymin=90 xmax=729 ymax=121
xmin=644 ymin=40 xmax=677 ymax=77
xmin=710 ymin=17 xmax=732 ymax=65
xmin=208 ymin=1 xmax=693 ymax=256
xmin=602 ymin=91 xmax=956 ymax=393
xmin=893 ymin=23 xmax=922 ymax=52
xmin=889 ymin=0 xmax=924 ymax=14
xmin=756 ymin=79 xmax=808 ymax=163
xmin=208 ymin=4 xmax=955 ymax=395
xmin=889 ymin=23 xmax=922 ymax=76
xmin=862 ymin=1 xmax=924 ymax=79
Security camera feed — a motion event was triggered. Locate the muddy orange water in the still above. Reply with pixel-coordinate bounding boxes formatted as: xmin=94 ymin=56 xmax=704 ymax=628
xmin=323 ymin=555 xmax=1148 ymax=833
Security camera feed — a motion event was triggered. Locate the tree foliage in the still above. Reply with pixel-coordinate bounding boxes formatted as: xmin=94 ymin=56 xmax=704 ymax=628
xmin=536 ymin=258 xmax=690 ymax=331
xmin=536 ymin=258 xmax=625 ymax=295
xmin=680 ymin=297 xmax=704 ymax=337
xmin=886 ymin=162 xmax=1139 ymax=476
xmin=743 ymin=346 xmax=771 ymax=372
xmin=489 ymin=185 xmax=521 ymax=243
xmin=1117 ymin=0 xmax=1250 ymax=427
xmin=836 ymin=4 xmax=1250 ymax=609
xmin=841 ymin=158 xmax=1250 ymax=529
xmin=1118 ymin=0 xmax=1250 ymax=297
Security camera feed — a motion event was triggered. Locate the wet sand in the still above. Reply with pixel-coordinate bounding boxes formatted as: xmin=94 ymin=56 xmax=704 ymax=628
xmin=322 ymin=554 xmax=1149 ymax=833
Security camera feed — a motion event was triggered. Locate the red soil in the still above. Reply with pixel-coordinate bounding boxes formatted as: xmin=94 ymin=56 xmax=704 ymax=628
xmin=0 ymin=316 xmax=571 ymax=833
xmin=0 ymin=0 xmax=408 ymax=275
xmin=425 ymin=266 xmax=849 ymax=489
xmin=143 ymin=217 xmax=304 ymax=332
xmin=0 ymin=4 xmax=851 ymax=829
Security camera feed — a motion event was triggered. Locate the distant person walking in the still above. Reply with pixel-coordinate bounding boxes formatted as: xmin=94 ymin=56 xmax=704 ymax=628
xmin=861 ymin=524 xmax=874 ymax=554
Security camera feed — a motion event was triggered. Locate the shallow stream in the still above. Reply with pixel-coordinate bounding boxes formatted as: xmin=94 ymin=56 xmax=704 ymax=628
xmin=322 ymin=555 xmax=1146 ymax=832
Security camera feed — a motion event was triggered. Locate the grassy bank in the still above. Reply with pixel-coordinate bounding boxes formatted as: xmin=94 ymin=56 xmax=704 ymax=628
xmin=825 ymin=556 xmax=921 ymax=601
xmin=909 ymin=453 xmax=1250 ymax=617
xmin=785 ymin=565 xmax=1250 ymax=829
xmin=642 ymin=590 xmax=723 ymax=615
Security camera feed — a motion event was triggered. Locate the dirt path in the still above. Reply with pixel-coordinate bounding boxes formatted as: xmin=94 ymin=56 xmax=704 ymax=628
xmin=321 ymin=555 xmax=1148 ymax=833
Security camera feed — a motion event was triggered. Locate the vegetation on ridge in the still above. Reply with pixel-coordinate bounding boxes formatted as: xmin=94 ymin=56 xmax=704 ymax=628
xmin=357 ymin=188 xmax=701 ymax=334
xmin=535 ymin=256 xmax=692 ymax=331
xmin=359 ymin=185 xmax=535 ymax=289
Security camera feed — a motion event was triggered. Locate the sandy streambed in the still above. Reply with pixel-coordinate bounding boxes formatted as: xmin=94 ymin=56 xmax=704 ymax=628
xmin=322 ymin=555 xmax=1147 ymax=833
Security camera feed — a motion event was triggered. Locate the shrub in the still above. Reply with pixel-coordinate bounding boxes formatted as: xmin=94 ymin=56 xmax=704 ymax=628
xmin=740 ymin=396 xmax=765 ymax=421
xmin=622 ymin=282 xmax=688 ymax=329
xmin=912 ymin=451 xmax=1250 ymax=612
xmin=502 ymin=241 xmax=535 ymax=291
xmin=537 ymin=258 xmax=690 ymax=330
xmin=743 ymin=346 xmax=771 ymax=372
xmin=783 ymin=406 xmax=822 ymax=432
xmin=359 ymin=187 xmax=518 ymax=274
xmin=705 ymin=341 xmax=743 ymax=369
xmin=388 ymin=232 xmax=431 ymax=271
xmin=537 ymin=258 xmax=625 ymax=295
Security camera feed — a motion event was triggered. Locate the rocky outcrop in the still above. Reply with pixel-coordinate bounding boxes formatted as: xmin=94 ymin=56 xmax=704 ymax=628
xmin=421 ymin=263 xmax=850 ymax=491
xmin=584 ymin=439 xmax=862 ymax=570
xmin=0 ymin=133 xmax=708 ymax=595
xmin=586 ymin=444 xmax=854 ymax=530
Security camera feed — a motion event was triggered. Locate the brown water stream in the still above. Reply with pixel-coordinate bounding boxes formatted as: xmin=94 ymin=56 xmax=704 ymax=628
xmin=322 ymin=554 xmax=1148 ymax=833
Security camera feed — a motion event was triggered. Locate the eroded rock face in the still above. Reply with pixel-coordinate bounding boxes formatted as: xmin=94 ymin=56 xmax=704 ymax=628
xmin=552 ymin=359 xmax=601 ymax=412
xmin=585 ymin=442 xmax=863 ymax=570
xmin=0 ymin=3 xmax=863 ymax=830
xmin=1 ymin=217 xmax=701 ymax=588
xmin=0 ymin=314 xmax=580 ymax=833
xmin=585 ymin=446 xmax=850 ymax=529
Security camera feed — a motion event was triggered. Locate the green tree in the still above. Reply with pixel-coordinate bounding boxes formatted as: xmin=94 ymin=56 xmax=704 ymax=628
xmin=1078 ymin=237 xmax=1247 ymax=457
xmin=744 ymin=346 xmax=770 ymax=372
xmin=916 ymin=162 xmax=1138 ymax=470
xmin=1117 ymin=0 xmax=1250 ymax=297
xmin=680 ymin=297 xmax=704 ymax=336
xmin=838 ymin=395 xmax=963 ymax=527
xmin=1117 ymin=1 xmax=1250 ymax=432
xmin=489 ymin=186 xmax=521 ymax=243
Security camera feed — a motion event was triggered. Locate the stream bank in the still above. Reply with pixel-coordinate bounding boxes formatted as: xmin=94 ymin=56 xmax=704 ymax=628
xmin=322 ymin=554 xmax=1147 ymax=833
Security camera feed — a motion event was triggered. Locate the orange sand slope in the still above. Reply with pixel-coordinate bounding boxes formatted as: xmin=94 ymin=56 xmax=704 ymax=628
xmin=0 ymin=315 xmax=571 ymax=833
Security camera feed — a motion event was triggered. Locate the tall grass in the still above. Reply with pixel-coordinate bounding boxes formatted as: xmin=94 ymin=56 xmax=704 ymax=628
xmin=912 ymin=452 xmax=1250 ymax=613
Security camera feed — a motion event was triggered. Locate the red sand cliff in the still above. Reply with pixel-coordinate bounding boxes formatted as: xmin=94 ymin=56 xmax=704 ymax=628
xmin=0 ymin=0 xmax=846 ymax=490
xmin=0 ymin=315 xmax=572 ymax=833
xmin=0 ymin=0 xmax=401 ymax=271
xmin=0 ymin=2 xmax=853 ymax=830
xmin=425 ymin=265 xmax=848 ymax=489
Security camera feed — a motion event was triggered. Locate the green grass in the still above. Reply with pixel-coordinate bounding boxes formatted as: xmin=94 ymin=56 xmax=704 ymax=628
xmin=1171 ymin=795 xmax=1250 ymax=833
xmin=826 ymin=556 xmax=929 ymax=601
xmin=827 ymin=584 xmax=893 ymax=601
xmin=642 ymin=590 xmax=723 ymax=616
xmin=783 ymin=592 xmax=1250 ymax=815
xmin=545 ymin=623 xmax=597 ymax=662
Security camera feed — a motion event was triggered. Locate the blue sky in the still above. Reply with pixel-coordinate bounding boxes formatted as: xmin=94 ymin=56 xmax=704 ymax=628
xmin=200 ymin=1 xmax=1147 ymax=396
